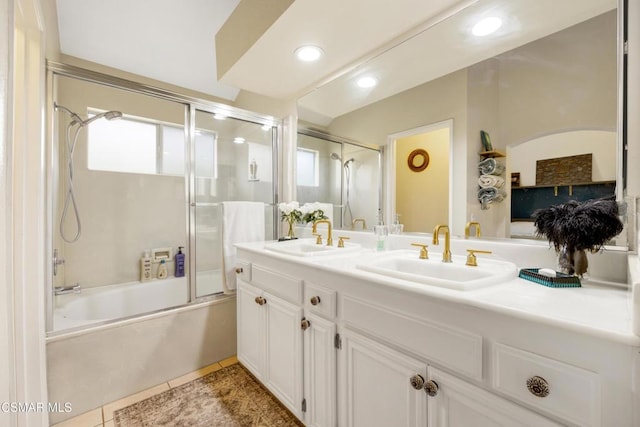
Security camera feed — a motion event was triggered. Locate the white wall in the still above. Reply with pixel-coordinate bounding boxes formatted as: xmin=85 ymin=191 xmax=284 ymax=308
xmin=55 ymin=76 xmax=187 ymax=288
xmin=509 ymin=131 xmax=617 ymax=187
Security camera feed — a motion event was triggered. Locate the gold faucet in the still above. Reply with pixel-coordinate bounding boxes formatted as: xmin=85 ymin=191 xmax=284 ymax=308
xmin=312 ymin=219 xmax=333 ymax=246
xmin=432 ymin=224 xmax=452 ymax=263
xmin=352 ymin=218 xmax=367 ymax=230
xmin=465 ymin=221 xmax=481 ymax=239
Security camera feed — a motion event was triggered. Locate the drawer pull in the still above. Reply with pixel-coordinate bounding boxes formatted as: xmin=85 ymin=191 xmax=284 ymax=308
xmin=310 ymin=296 xmax=321 ymax=306
xmin=301 ymin=318 xmax=311 ymax=330
xmin=526 ymin=376 xmax=550 ymax=398
xmin=254 ymin=296 xmax=267 ymax=306
xmin=409 ymin=374 xmax=425 ymax=390
xmin=424 ymin=380 xmax=439 ymax=397
xmin=235 ymin=267 xmax=243 ymax=274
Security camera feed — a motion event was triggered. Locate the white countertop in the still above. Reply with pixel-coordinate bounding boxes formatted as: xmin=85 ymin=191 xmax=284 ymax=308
xmin=236 ymin=240 xmax=639 ymax=346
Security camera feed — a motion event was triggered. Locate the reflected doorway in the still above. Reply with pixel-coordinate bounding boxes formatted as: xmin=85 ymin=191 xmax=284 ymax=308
xmin=386 ymin=120 xmax=452 ymax=233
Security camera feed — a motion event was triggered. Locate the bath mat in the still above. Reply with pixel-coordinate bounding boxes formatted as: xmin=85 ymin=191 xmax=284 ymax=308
xmin=114 ymin=363 xmax=303 ymax=427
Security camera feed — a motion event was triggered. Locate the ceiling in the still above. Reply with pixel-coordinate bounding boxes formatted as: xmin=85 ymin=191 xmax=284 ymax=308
xmin=56 ymin=0 xmax=241 ymax=101
xmin=56 ymin=0 xmax=616 ymax=113
xmin=56 ymin=0 xmax=480 ymax=102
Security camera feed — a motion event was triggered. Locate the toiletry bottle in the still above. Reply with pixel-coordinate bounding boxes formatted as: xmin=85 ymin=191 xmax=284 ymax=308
xmin=373 ymin=211 xmax=388 ymax=251
xmin=157 ymin=259 xmax=168 ymax=279
xmin=175 ymin=246 xmax=185 ymax=277
xmin=140 ymin=251 xmax=152 ymax=282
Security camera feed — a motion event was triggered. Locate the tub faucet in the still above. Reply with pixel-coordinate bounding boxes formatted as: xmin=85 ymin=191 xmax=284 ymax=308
xmin=465 ymin=221 xmax=481 ymax=238
xmin=55 ymin=283 xmax=81 ymax=295
xmin=432 ymin=224 xmax=452 ymax=263
xmin=352 ymin=218 xmax=367 ymax=230
xmin=312 ymin=219 xmax=333 ymax=246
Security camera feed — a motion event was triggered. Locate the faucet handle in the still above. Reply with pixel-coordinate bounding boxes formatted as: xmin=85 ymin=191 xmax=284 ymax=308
xmin=313 ymin=233 xmax=323 ymax=245
xmin=466 ymin=249 xmax=492 ymax=266
xmin=337 ymin=236 xmax=350 ymax=248
xmin=411 ymin=243 xmax=429 ymax=259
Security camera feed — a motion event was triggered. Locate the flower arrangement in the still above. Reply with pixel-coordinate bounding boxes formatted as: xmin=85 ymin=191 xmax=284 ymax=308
xmin=278 ymin=201 xmax=329 ymax=238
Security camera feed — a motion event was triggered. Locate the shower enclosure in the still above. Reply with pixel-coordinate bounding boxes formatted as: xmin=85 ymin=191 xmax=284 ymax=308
xmin=46 ymin=63 xmax=279 ymax=334
xmin=296 ymin=128 xmax=381 ymax=229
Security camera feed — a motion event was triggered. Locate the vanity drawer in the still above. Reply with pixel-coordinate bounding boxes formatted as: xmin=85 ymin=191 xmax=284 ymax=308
xmin=492 ymin=343 xmax=600 ymax=427
xmin=235 ymin=259 xmax=251 ymax=282
xmin=250 ymin=264 xmax=302 ymax=304
xmin=304 ymin=281 xmax=336 ymax=319
xmin=341 ymin=295 xmax=483 ymax=380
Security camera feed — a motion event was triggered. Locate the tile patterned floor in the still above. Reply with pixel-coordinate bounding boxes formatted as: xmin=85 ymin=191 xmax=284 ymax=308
xmin=51 ymin=356 xmax=238 ymax=427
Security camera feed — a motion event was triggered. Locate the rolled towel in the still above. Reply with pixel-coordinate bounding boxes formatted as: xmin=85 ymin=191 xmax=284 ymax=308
xmin=478 ymin=186 xmax=507 ymax=210
xmin=478 ymin=158 xmax=505 ymax=175
xmin=478 ymin=174 xmax=505 ymax=188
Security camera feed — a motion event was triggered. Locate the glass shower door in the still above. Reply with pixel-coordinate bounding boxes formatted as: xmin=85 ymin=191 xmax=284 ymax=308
xmin=191 ymin=109 xmax=276 ymax=298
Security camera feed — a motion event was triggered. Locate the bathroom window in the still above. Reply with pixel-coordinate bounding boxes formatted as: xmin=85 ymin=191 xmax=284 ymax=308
xmin=297 ymin=147 xmax=319 ymax=187
xmin=87 ymin=112 xmax=217 ymax=178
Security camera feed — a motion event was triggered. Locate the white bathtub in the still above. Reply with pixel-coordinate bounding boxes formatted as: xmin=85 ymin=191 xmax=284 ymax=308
xmin=47 ymin=278 xmax=236 ymax=424
xmin=53 ymin=270 xmax=224 ymax=332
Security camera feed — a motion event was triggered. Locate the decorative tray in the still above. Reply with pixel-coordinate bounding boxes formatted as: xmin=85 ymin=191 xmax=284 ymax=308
xmin=518 ymin=268 xmax=581 ymax=288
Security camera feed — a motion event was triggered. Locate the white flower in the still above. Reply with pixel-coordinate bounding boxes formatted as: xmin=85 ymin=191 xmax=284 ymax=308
xmin=278 ymin=201 xmax=299 ymax=215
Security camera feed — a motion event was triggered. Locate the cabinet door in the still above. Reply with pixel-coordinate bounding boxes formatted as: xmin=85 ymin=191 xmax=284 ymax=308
xmin=304 ymin=313 xmax=337 ymax=427
xmin=340 ymin=330 xmax=427 ymax=427
xmin=237 ymin=280 xmax=266 ymax=380
xmin=427 ymin=367 xmax=561 ymax=427
xmin=265 ymin=291 xmax=304 ymax=418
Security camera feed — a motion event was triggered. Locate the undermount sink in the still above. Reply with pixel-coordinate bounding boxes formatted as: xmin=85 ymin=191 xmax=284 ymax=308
xmin=264 ymin=238 xmax=361 ymax=257
xmin=356 ymin=250 xmax=517 ymax=291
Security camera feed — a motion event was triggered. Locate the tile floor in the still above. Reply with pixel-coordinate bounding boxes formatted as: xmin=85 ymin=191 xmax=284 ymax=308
xmin=51 ymin=356 xmax=239 ymax=427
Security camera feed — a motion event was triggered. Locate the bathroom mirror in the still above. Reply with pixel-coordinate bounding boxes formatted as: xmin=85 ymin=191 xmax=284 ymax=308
xmin=296 ymin=128 xmax=382 ymax=230
xmin=297 ymin=0 xmax=623 ymax=243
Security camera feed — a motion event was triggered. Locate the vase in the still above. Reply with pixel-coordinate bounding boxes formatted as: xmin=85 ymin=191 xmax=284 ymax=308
xmin=286 ymin=219 xmax=296 ymax=239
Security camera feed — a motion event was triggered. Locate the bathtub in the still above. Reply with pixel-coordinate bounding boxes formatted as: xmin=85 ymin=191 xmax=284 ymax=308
xmin=47 ymin=269 xmax=235 ymax=424
xmin=53 ymin=270 xmax=224 ymax=332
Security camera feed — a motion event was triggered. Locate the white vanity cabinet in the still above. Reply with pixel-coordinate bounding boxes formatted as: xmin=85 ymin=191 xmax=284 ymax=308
xmin=235 ymin=245 xmax=638 ymax=427
xmin=427 ymin=367 xmax=562 ymax=427
xmin=237 ymin=278 xmax=304 ymax=419
xmin=236 ymin=263 xmax=338 ymax=426
xmin=339 ymin=329 xmax=427 ymax=427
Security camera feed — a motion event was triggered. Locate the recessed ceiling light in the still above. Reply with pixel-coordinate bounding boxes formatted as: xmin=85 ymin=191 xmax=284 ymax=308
xmin=295 ymin=45 xmax=323 ymax=62
xmin=233 ymin=137 xmax=246 ymax=144
xmin=472 ymin=17 xmax=502 ymax=37
xmin=356 ymin=76 xmax=377 ymax=88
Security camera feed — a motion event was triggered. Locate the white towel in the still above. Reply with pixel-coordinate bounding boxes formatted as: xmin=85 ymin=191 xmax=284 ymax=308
xmin=478 ymin=174 xmax=505 ymax=188
xmin=222 ymin=201 xmax=265 ymax=294
xmin=315 ymin=202 xmax=334 ymax=224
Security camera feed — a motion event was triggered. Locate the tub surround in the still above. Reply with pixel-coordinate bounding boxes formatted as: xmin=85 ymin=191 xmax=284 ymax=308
xmin=236 ymin=231 xmax=637 ymax=426
xmin=47 ymin=295 xmax=237 ymax=424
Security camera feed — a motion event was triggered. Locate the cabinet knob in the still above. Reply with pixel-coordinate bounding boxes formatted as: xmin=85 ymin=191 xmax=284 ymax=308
xmin=310 ymin=296 xmax=321 ymax=306
xmin=301 ymin=318 xmax=311 ymax=330
xmin=254 ymin=296 xmax=266 ymax=306
xmin=424 ymin=380 xmax=439 ymax=397
xmin=235 ymin=267 xmax=243 ymax=274
xmin=526 ymin=376 xmax=549 ymax=398
xmin=409 ymin=374 xmax=425 ymax=390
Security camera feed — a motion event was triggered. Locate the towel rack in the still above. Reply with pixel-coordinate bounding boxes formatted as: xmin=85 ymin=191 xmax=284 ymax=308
xmin=190 ymin=202 xmax=276 ymax=207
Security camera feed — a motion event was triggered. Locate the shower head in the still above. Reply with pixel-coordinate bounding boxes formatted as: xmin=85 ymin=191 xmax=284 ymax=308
xmin=54 ymin=103 xmax=123 ymax=127
xmin=344 ymin=158 xmax=355 ymax=167
xmin=330 ymin=152 xmax=341 ymax=161
xmin=80 ymin=110 xmax=123 ymax=127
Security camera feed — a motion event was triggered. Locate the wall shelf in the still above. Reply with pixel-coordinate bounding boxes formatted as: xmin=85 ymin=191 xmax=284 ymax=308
xmin=479 ymin=150 xmax=505 ymax=159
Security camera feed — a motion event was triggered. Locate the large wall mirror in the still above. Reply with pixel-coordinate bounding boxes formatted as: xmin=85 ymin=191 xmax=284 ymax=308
xmin=296 ymin=129 xmax=382 ymax=230
xmin=297 ymin=0 xmax=624 ymax=245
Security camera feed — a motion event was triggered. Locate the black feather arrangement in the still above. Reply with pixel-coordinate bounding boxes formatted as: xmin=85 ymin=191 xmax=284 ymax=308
xmin=532 ymin=197 xmax=623 ymax=276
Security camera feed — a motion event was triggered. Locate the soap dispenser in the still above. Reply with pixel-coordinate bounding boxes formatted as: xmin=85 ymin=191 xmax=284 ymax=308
xmin=157 ymin=259 xmax=168 ymax=279
xmin=175 ymin=246 xmax=185 ymax=277
xmin=140 ymin=251 xmax=152 ymax=282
